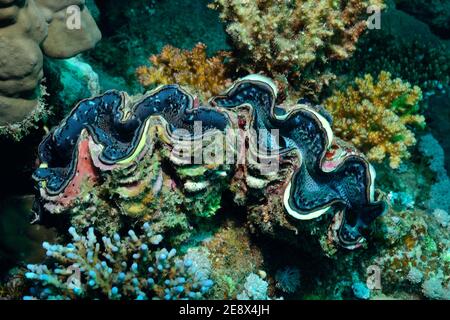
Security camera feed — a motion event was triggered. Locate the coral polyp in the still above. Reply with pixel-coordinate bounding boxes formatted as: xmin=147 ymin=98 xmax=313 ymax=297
xmin=33 ymin=75 xmax=386 ymax=250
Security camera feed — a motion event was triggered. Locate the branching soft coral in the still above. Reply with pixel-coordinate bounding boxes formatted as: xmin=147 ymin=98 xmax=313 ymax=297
xmin=325 ymin=71 xmax=425 ymax=169
xmin=136 ymin=43 xmax=231 ymax=101
xmin=209 ymin=0 xmax=385 ymax=98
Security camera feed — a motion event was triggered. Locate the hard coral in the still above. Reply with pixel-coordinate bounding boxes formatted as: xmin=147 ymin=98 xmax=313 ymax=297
xmin=0 ymin=0 xmax=101 ymax=130
xmin=325 ymin=71 xmax=425 ymax=169
xmin=136 ymin=43 xmax=232 ymax=101
xmin=236 ymin=273 xmax=269 ymax=300
xmin=370 ymin=207 xmax=450 ymax=300
xmin=209 ymin=0 xmax=385 ymax=98
xmin=24 ymin=223 xmax=214 ymax=300
xmin=418 ymin=134 xmax=450 ymax=213
xmin=204 ymin=221 xmax=264 ymax=299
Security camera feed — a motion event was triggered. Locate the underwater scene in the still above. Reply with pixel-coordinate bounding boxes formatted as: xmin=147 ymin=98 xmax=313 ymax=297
xmin=0 ymin=0 xmax=449 ymax=302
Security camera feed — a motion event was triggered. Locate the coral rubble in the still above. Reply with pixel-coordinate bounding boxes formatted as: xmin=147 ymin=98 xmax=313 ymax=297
xmin=369 ymin=207 xmax=450 ymax=300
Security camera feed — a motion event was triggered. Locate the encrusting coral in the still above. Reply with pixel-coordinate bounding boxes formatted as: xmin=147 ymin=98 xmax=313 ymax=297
xmin=418 ymin=134 xmax=450 ymax=213
xmin=204 ymin=221 xmax=264 ymax=299
xmin=325 ymin=71 xmax=425 ymax=169
xmin=136 ymin=43 xmax=231 ymax=101
xmin=368 ymin=206 xmax=450 ymax=300
xmin=24 ymin=223 xmax=214 ymax=300
xmin=209 ymin=0 xmax=385 ymax=98
xmin=0 ymin=0 xmax=101 ymax=133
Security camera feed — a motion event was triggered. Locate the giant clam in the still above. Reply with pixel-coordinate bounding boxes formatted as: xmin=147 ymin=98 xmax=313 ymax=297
xmin=33 ymin=75 xmax=387 ymax=249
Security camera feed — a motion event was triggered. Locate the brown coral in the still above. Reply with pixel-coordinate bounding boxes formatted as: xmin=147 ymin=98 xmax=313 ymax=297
xmin=369 ymin=207 xmax=450 ymax=299
xmin=209 ymin=0 xmax=385 ymax=98
xmin=204 ymin=220 xmax=264 ymax=299
xmin=136 ymin=43 xmax=232 ymax=101
xmin=0 ymin=0 xmax=101 ymax=128
xmin=325 ymin=71 xmax=425 ymax=169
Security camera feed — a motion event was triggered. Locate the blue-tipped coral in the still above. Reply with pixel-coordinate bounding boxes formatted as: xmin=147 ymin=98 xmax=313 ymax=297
xmin=23 ymin=223 xmax=213 ymax=300
xmin=236 ymin=273 xmax=269 ymax=300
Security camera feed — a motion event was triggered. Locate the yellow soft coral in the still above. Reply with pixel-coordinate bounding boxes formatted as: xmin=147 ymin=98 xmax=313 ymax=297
xmin=209 ymin=0 xmax=385 ymax=98
xmin=325 ymin=71 xmax=425 ymax=169
xmin=136 ymin=43 xmax=231 ymax=101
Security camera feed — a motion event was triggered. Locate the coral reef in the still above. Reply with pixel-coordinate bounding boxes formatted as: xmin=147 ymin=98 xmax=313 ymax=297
xmin=33 ymin=75 xmax=386 ymax=254
xmin=137 ymin=43 xmax=232 ymax=102
xmin=369 ymin=206 xmax=450 ymax=300
xmin=236 ymin=273 xmax=269 ymax=300
xmin=0 ymin=0 xmax=449 ymax=304
xmin=209 ymin=0 xmax=385 ymax=98
xmin=325 ymin=71 xmax=425 ymax=169
xmin=211 ymin=76 xmax=387 ymax=249
xmin=203 ymin=221 xmax=264 ymax=299
xmin=0 ymin=269 xmax=26 ymax=300
xmin=0 ymin=0 xmax=100 ymax=132
xmin=33 ymin=86 xmax=232 ymax=240
xmin=286 ymin=202 xmax=449 ymax=300
xmin=297 ymin=133 xmax=450 ymax=300
xmin=0 ymin=83 xmax=51 ymax=141
xmin=35 ymin=0 xmax=101 ymax=58
xmin=24 ymin=223 xmax=214 ymax=300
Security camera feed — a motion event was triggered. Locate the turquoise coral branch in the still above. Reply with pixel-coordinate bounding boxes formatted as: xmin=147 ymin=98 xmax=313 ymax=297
xmin=24 ymin=223 xmax=213 ymax=300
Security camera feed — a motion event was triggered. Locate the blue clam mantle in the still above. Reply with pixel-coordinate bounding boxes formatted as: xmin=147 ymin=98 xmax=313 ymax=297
xmin=33 ymin=75 xmax=387 ymax=249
